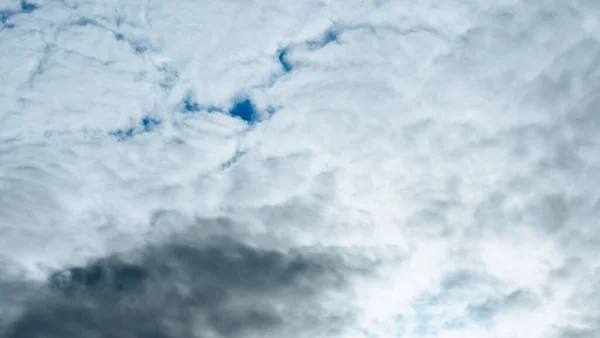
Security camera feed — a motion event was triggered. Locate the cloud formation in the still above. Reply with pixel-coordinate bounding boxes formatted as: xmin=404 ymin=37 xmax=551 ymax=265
xmin=3 ymin=235 xmax=357 ymax=338
xmin=1 ymin=0 xmax=600 ymax=337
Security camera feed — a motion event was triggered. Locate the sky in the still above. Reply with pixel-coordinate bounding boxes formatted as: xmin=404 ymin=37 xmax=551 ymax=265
xmin=1 ymin=0 xmax=600 ymax=337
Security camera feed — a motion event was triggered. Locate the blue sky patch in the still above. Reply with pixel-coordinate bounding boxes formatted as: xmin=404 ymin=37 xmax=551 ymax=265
xmin=110 ymin=128 xmax=135 ymax=141
xmin=1 ymin=0 xmax=38 ymax=26
xmin=20 ymin=0 xmax=37 ymax=13
xmin=278 ymin=48 xmax=293 ymax=72
xmin=182 ymin=94 xmax=200 ymax=113
xmin=178 ymin=92 xmax=263 ymax=124
xmin=110 ymin=116 xmax=161 ymax=141
xmin=228 ymin=98 xmax=257 ymax=123
xmin=0 ymin=11 xmax=12 ymax=24
xmin=141 ymin=116 xmax=161 ymax=132
xmin=221 ymin=149 xmax=245 ymax=169
xmin=307 ymin=27 xmax=341 ymax=50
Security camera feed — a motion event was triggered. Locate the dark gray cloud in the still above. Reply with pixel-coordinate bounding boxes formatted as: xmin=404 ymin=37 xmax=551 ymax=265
xmin=2 ymin=237 xmax=352 ymax=338
xmin=0 ymin=261 xmax=38 ymax=334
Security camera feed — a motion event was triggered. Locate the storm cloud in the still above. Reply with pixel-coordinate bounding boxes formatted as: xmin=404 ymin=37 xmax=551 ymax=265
xmin=3 ymin=236 xmax=353 ymax=338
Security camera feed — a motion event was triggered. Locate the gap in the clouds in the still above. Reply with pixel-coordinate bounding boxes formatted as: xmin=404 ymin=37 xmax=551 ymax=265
xmin=111 ymin=128 xmax=135 ymax=141
xmin=0 ymin=11 xmax=13 ymax=25
xmin=229 ymin=98 xmax=257 ymax=124
xmin=307 ymin=26 xmax=341 ymax=50
xmin=182 ymin=93 xmax=200 ymax=113
xmin=277 ymin=48 xmax=293 ymax=72
xmin=141 ymin=116 xmax=161 ymax=132
xmin=179 ymin=92 xmax=262 ymax=124
xmin=110 ymin=115 xmax=162 ymax=141
xmin=20 ymin=0 xmax=38 ymax=13
xmin=221 ymin=149 xmax=245 ymax=169
xmin=180 ymin=94 xmax=222 ymax=114
xmin=0 ymin=0 xmax=38 ymax=27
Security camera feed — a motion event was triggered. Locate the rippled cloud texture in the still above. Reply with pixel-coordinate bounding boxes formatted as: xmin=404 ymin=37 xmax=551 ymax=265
xmin=1 ymin=0 xmax=600 ymax=337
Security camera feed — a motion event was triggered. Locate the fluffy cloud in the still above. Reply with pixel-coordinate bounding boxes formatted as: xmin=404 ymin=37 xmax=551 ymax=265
xmin=1 ymin=0 xmax=600 ymax=337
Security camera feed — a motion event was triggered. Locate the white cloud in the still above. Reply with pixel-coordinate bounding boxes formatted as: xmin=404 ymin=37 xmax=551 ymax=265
xmin=1 ymin=0 xmax=600 ymax=337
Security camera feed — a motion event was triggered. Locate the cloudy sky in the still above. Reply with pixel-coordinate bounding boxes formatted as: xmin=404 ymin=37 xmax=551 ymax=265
xmin=1 ymin=0 xmax=600 ymax=337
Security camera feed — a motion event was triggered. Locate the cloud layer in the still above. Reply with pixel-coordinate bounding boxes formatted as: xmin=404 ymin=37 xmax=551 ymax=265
xmin=1 ymin=0 xmax=600 ymax=337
